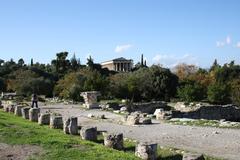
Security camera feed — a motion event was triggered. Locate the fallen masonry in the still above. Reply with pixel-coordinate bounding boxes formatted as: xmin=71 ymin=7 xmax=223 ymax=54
xmin=103 ymin=132 xmax=124 ymax=150
xmin=80 ymin=126 xmax=97 ymax=141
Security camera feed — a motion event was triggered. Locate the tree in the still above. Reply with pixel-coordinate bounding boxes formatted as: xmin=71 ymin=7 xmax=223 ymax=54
xmin=70 ymin=53 xmax=81 ymax=71
xmin=173 ymin=63 xmax=198 ymax=81
xmin=18 ymin=58 xmax=24 ymax=67
xmin=207 ymin=83 xmax=231 ymax=104
xmin=177 ymin=81 xmax=205 ymax=102
xmin=230 ymin=79 xmax=240 ymax=106
xmin=150 ymin=65 xmax=179 ymax=101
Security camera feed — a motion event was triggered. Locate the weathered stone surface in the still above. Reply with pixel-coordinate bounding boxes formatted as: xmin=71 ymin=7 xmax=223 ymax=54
xmin=29 ymin=108 xmax=40 ymax=122
xmin=182 ymin=153 xmax=205 ymax=160
xmin=80 ymin=126 xmax=97 ymax=141
xmin=80 ymin=91 xmax=101 ymax=109
xmin=63 ymin=117 xmax=78 ymax=135
xmin=135 ymin=143 xmax=157 ymax=160
xmin=103 ymin=132 xmax=123 ymax=150
xmin=38 ymin=113 xmax=50 ymax=125
xmin=14 ymin=105 xmax=24 ymax=116
xmin=8 ymin=105 xmax=15 ymax=113
xmin=156 ymin=110 xmax=172 ymax=120
xmin=3 ymin=105 xmax=10 ymax=112
xmin=21 ymin=107 xmax=30 ymax=119
xmin=50 ymin=116 xmax=63 ymax=129
xmin=126 ymin=114 xmax=140 ymax=125
xmin=142 ymin=118 xmax=152 ymax=124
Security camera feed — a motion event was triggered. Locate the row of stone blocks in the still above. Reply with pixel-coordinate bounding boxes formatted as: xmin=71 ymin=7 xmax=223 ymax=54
xmin=1 ymin=104 xmax=204 ymax=160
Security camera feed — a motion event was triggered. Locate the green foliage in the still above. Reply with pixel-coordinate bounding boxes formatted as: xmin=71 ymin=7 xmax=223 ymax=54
xmin=207 ymin=83 xmax=231 ymax=104
xmin=109 ymin=66 xmax=178 ymax=102
xmin=177 ymin=81 xmax=205 ymax=102
xmin=230 ymin=79 xmax=240 ymax=106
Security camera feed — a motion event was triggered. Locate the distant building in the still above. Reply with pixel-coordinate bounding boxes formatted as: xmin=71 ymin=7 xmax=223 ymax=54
xmin=101 ymin=57 xmax=133 ymax=72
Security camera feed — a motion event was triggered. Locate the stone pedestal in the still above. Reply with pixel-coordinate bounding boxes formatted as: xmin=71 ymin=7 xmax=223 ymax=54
xmin=135 ymin=143 xmax=157 ymax=160
xmin=21 ymin=107 xmax=30 ymax=119
xmin=64 ymin=117 xmax=78 ymax=135
xmin=38 ymin=113 xmax=50 ymax=125
xmin=80 ymin=126 xmax=97 ymax=141
xmin=29 ymin=108 xmax=40 ymax=122
xmin=103 ymin=132 xmax=124 ymax=150
xmin=14 ymin=105 xmax=24 ymax=116
xmin=50 ymin=116 xmax=63 ymax=129
xmin=80 ymin=91 xmax=101 ymax=109
xmin=182 ymin=153 xmax=205 ymax=160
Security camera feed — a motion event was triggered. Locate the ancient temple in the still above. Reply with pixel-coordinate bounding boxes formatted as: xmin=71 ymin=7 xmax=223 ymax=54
xmin=101 ymin=57 xmax=133 ymax=72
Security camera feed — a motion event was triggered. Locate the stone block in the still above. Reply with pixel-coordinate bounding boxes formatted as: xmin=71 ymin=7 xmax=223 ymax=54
xmin=103 ymin=132 xmax=123 ymax=150
xmin=14 ymin=105 xmax=24 ymax=116
xmin=38 ymin=113 xmax=50 ymax=125
xmin=142 ymin=118 xmax=152 ymax=124
xmin=135 ymin=143 xmax=157 ymax=160
xmin=21 ymin=107 xmax=30 ymax=119
xmin=182 ymin=153 xmax=205 ymax=160
xmin=50 ymin=116 xmax=63 ymax=129
xmin=29 ymin=108 xmax=40 ymax=122
xmin=63 ymin=117 xmax=78 ymax=135
xmin=126 ymin=115 xmax=140 ymax=125
xmin=80 ymin=126 xmax=97 ymax=141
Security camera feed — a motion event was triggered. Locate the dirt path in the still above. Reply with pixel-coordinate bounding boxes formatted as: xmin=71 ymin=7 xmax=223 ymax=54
xmin=0 ymin=143 xmax=42 ymax=160
xmin=41 ymin=104 xmax=240 ymax=160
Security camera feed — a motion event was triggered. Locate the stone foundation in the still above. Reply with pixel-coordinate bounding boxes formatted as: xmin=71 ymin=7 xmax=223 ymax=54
xmin=103 ymin=132 xmax=124 ymax=150
xmin=50 ymin=116 xmax=63 ymax=129
xmin=38 ymin=113 xmax=50 ymax=125
xmin=29 ymin=108 xmax=40 ymax=122
xmin=80 ymin=126 xmax=97 ymax=141
xmin=135 ymin=143 xmax=157 ymax=160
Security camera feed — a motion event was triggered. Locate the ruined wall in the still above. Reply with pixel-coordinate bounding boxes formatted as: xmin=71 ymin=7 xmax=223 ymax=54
xmin=174 ymin=105 xmax=240 ymax=121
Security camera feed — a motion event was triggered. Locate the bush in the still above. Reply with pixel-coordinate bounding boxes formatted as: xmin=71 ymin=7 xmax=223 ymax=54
xmin=207 ymin=83 xmax=231 ymax=104
xmin=177 ymin=83 xmax=205 ymax=102
xmin=230 ymin=79 xmax=240 ymax=106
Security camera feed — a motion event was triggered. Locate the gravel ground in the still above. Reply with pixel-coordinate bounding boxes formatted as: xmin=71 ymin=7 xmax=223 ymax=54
xmin=41 ymin=104 xmax=240 ymax=160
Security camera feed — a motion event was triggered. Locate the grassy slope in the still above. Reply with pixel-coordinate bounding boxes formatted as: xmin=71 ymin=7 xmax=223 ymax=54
xmin=0 ymin=110 xmax=220 ymax=160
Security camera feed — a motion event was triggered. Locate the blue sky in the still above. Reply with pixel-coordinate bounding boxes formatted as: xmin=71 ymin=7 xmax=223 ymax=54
xmin=0 ymin=0 xmax=239 ymax=68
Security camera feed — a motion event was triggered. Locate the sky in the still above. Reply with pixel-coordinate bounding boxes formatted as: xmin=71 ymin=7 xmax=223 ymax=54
xmin=0 ymin=0 xmax=239 ymax=68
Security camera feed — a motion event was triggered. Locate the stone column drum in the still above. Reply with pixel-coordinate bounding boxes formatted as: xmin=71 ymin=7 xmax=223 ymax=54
xmin=14 ymin=105 xmax=24 ymax=116
xmin=29 ymin=108 xmax=40 ymax=122
xmin=50 ymin=116 xmax=63 ymax=129
xmin=21 ymin=107 xmax=30 ymax=119
xmin=103 ymin=132 xmax=124 ymax=150
xmin=64 ymin=117 xmax=78 ymax=135
xmin=38 ymin=113 xmax=50 ymax=125
xmin=135 ymin=143 xmax=158 ymax=160
xmin=80 ymin=126 xmax=97 ymax=141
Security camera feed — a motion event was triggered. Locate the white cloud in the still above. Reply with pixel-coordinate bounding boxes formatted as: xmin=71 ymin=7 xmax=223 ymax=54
xmin=152 ymin=53 xmax=198 ymax=68
xmin=236 ymin=42 xmax=240 ymax=48
xmin=216 ymin=41 xmax=225 ymax=47
xmin=216 ymin=35 xmax=231 ymax=47
xmin=226 ymin=36 xmax=231 ymax=44
xmin=115 ymin=44 xmax=132 ymax=53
